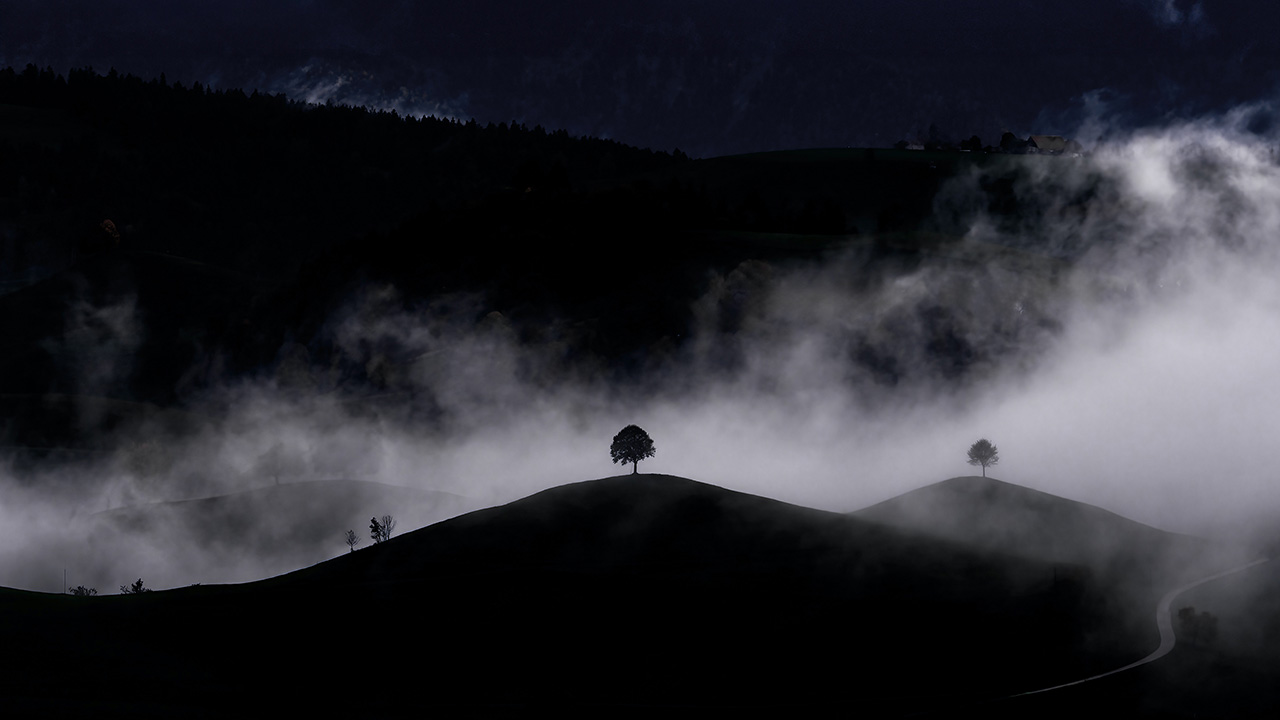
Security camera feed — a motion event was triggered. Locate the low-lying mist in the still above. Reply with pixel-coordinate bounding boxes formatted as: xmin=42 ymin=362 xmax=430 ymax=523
xmin=5 ymin=110 xmax=1280 ymax=593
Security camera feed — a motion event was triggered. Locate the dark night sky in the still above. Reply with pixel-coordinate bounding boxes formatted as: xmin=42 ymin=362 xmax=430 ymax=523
xmin=3 ymin=0 xmax=1279 ymax=156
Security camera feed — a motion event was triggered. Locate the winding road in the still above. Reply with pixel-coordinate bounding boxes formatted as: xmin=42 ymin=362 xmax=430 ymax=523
xmin=1010 ymin=556 xmax=1272 ymax=698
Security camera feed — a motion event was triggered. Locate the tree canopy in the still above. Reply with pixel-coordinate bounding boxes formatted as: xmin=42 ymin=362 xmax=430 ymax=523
xmin=610 ymin=425 xmax=656 ymax=474
xmin=967 ymin=438 xmax=999 ymax=477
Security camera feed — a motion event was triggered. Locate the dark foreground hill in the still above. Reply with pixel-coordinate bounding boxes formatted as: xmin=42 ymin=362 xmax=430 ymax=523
xmin=0 ymin=474 xmax=1144 ymax=716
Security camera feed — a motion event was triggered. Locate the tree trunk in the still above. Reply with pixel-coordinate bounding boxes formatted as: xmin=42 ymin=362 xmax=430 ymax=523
xmin=632 ymin=461 xmax=638 ymax=474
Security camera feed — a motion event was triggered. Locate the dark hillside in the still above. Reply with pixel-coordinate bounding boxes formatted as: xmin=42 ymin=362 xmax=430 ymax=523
xmin=854 ymin=476 xmax=1244 ymax=665
xmin=0 ymin=251 xmax=266 ymax=402
xmin=0 ymin=65 xmax=686 ymax=285
xmin=0 ymin=249 xmax=278 ymax=454
xmin=0 ymin=475 xmax=1134 ymax=715
xmin=282 ymin=152 xmax=1071 ymax=392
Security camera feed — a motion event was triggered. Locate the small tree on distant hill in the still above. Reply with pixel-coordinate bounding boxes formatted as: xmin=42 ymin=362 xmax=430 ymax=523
xmin=967 ymin=438 xmax=999 ymax=477
xmin=68 ymin=585 xmax=97 ymax=596
xmin=120 ymin=578 xmax=152 ymax=594
xmin=610 ymin=425 xmax=656 ymax=474
xmin=344 ymin=529 xmax=361 ymax=553
xmin=369 ymin=515 xmax=396 ymax=543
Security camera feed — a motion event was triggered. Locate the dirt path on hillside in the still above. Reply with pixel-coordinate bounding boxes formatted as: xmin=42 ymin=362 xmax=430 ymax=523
xmin=1008 ymin=556 xmax=1272 ymax=698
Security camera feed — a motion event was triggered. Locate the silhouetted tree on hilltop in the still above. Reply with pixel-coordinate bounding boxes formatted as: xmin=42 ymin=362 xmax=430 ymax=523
xmin=967 ymin=438 xmax=999 ymax=477
xmin=345 ymin=529 xmax=361 ymax=553
xmin=611 ymin=425 xmax=656 ymax=474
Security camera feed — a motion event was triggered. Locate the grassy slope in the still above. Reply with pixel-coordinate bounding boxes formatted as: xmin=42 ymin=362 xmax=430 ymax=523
xmin=0 ymin=474 xmax=1129 ymax=716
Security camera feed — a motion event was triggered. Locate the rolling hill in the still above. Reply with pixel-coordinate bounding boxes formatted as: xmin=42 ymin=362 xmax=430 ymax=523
xmin=0 ymin=474 xmax=1171 ymax=716
xmin=853 ymin=475 xmax=1224 ymax=582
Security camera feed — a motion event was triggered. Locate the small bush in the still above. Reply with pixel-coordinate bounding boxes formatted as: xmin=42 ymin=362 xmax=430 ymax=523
xmin=120 ymin=578 xmax=152 ymax=594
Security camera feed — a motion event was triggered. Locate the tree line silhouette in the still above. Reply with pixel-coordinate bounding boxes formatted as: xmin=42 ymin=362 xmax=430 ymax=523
xmin=0 ymin=64 xmax=688 ymax=282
